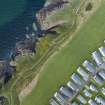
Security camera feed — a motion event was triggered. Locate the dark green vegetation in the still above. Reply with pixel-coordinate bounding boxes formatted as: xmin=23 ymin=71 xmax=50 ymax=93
xmin=85 ymin=2 xmax=93 ymax=11
xmin=21 ymin=1 xmax=105 ymax=105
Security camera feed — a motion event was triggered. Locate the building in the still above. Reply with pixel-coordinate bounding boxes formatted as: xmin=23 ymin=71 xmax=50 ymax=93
xmin=92 ymin=51 xmax=103 ymax=66
xmin=95 ymin=96 xmax=105 ymax=105
xmin=98 ymin=70 xmax=105 ymax=80
xmin=67 ymin=81 xmax=79 ymax=92
xmin=93 ymin=74 xmax=104 ymax=85
xmin=88 ymin=99 xmax=97 ymax=105
xmin=83 ymin=60 xmax=96 ymax=74
xmin=50 ymin=98 xmax=60 ymax=105
xmin=99 ymin=46 xmax=105 ymax=57
xmin=77 ymin=67 xmax=89 ymax=81
xmin=77 ymin=95 xmax=87 ymax=104
xmin=54 ymin=92 xmax=68 ymax=105
xmin=71 ymin=73 xmax=85 ymax=86
xmin=59 ymin=86 xmax=75 ymax=100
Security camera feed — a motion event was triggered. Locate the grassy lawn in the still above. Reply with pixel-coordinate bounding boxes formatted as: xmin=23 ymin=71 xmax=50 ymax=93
xmin=21 ymin=1 xmax=105 ymax=105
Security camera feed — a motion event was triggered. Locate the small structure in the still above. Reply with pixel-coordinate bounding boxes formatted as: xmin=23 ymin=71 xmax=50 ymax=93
xmin=77 ymin=95 xmax=87 ymax=104
xmin=83 ymin=89 xmax=92 ymax=98
xmin=93 ymin=73 xmax=104 ymax=85
xmin=71 ymin=73 xmax=85 ymax=86
xmin=89 ymin=84 xmax=98 ymax=92
xmin=50 ymin=98 xmax=59 ymax=105
xmin=77 ymin=67 xmax=89 ymax=81
xmin=92 ymin=51 xmax=103 ymax=66
xmin=83 ymin=60 xmax=96 ymax=75
xmin=88 ymin=99 xmax=97 ymax=105
xmin=67 ymin=81 xmax=79 ymax=92
xmin=54 ymin=92 xmax=68 ymax=105
xmin=99 ymin=46 xmax=105 ymax=57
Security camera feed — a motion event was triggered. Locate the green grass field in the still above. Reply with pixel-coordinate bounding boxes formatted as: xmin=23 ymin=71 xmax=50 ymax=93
xmin=21 ymin=1 xmax=105 ymax=105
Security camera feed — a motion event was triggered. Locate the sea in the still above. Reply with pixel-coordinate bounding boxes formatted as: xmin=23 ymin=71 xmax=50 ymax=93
xmin=0 ymin=0 xmax=45 ymax=59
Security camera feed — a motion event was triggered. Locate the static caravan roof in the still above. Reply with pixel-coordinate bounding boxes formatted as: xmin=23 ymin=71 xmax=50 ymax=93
xmin=98 ymin=70 xmax=105 ymax=80
xmin=83 ymin=60 xmax=96 ymax=74
xmin=77 ymin=95 xmax=87 ymax=104
xmin=92 ymin=51 xmax=103 ymax=66
xmin=54 ymin=92 xmax=67 ymax=105
xmin=67 ymin=81 xmax=79 ymax=92
xmin=88 ymin=99 xmax=97 ymax=105
xmin=77 ymin=67 xmax=89 ymax=81
xmin=93 ymin=74 xmax=104 ymax=85
xmin=95 ymin=96 xmax=105 ymax=105
xmin=99 ymin=46 xmax=105 ymax=57
xmin=71 ymin=73 xmax=85 ymax=86
xmin=50 ymin=98 xmax=60 ymax=105
xmin=59 ymin=86 xmax=74 ymax=99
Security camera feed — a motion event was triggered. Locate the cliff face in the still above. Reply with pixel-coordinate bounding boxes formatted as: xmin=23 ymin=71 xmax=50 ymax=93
xmin=36 ymin=0 xmax=71 ymax=30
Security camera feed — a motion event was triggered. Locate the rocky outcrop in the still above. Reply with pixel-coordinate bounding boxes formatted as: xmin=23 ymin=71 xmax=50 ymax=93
xmin=36 ymin=0 xmax=69 ymax=30
xmin=0 ymin=60 xmax=15 ymax=87
xmin=11 ymin=38 xmax=36 ymax=61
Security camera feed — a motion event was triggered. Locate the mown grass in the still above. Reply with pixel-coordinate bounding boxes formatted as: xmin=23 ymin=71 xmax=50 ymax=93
xmin=21 ymin=1 xmax=105 ymax=105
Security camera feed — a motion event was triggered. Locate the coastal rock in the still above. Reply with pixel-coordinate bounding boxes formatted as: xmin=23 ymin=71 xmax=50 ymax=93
xmin=36 ymin=0 xmax=69 ymax=30
xmin=0 ymin=60 xmax=14 ymax=87
xmin=11 ymin=38 xmax=36 ymax=61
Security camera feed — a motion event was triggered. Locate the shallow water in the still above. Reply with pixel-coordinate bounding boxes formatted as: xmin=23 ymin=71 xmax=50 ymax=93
xmin=0 ymin=0 xmax=45 ymax=59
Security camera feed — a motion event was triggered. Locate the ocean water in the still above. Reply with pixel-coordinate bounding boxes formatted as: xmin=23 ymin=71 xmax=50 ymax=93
xmin=0 ymin=0 xmax=45 ymax=59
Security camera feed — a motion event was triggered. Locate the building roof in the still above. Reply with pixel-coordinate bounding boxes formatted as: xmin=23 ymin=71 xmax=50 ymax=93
xmin=67 ymin=81 xmax=79 ymax=92
xmin=77 ymin=95 xmax=87 ymax=104
xmin=50 ymin=98 xmax=59 ymax=105
xmin=88 ymin=99 xmax=97 ymax=105
xmin=71 ymin=73 xmax=85 ymax=86
xmin=77 ymin=67 xmax=89 ymax=81
xmin=92 ymin=51 xmax=103 ymax=66
xmin=54 ymin=92 xmax=67 ymax=105
xmin=99 ymin=46 xmax=105 ymax=57
xmin=59 ymin=86 xmax=75 ymax=99
xmin=95 ymin=96 xmax=105 ymax=105
xmin=98 ymin=70 xmax=105 ymax=80
xmin=93 ymin=74 xmax=104 ymax=85
xmin=83 ymin=60 xmax=96 ymax=74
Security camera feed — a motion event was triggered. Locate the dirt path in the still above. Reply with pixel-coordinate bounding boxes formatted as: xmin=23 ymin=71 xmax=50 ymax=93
xmin=19 ymin=0 xmax=102 ymax=102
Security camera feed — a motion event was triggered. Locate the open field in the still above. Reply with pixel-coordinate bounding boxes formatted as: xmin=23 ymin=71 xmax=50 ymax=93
xmin=21 ymin=1 xmax=105 ymax=105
